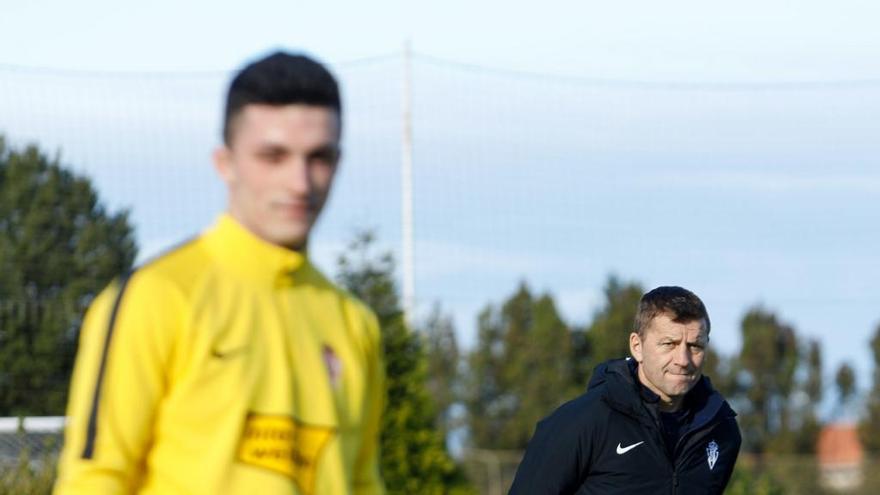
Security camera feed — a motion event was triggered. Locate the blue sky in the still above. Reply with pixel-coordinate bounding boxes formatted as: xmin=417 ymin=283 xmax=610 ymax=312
xmin=2 ymin=0 xmax=879 ymax=411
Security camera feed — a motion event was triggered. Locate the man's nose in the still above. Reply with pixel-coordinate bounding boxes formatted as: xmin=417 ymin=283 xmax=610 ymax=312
xmin=283 ymin=156 xmax=311 ymax=194
xmin=674 ymin=343 xmax=692 ymax=367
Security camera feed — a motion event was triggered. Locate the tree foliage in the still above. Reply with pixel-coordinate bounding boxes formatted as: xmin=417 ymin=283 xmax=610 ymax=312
xmin=0 ymin=137 xmax=136 ymax=415
xmin=465 ymin=282 xmax=576 ymax=450
xmin=701 ymin=346 xmax=731 ymax=395
xmin=419 ymin=303 xmax=461 ymax=441
xmin=577 ymin=276 xmax=643 ymax=384
xmin=860 ymin=323 xmax=880 ymax=453
xmin=794 ymin=338 xmax=824 ymax=453
xmin=336 ymin=231 xmax=473 ymax=494
xmin=805 ymin=340 xmax=823 ymax=405
xmin=732 ymin=306 xmax=823 ymax=455
xmin=835 ymin=362 xmax=857 ymax=406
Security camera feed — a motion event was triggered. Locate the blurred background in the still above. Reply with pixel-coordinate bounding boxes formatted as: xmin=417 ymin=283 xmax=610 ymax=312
xmin=1 ymin=1 xmax=879 ymax=493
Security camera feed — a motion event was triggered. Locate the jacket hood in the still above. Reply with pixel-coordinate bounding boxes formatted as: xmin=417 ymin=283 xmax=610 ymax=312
xmin=586 ymin=358 xmax=631 ymax=391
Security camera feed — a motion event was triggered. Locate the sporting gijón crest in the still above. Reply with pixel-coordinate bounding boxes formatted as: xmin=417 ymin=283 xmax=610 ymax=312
xmin=706 ymin=440 xmax=719 ymax=470
xmin=322 ymin=344 xmax=342 ymax=388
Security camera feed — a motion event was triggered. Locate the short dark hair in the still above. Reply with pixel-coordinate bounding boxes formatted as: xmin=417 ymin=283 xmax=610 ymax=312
xmin=223 ymin=51 xmax=341 ymax=145
xmin=634 ymin=286 xmax=710 ymax=337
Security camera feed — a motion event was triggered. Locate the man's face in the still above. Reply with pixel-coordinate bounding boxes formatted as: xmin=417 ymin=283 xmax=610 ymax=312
xmin=214 ymin=104 xmax=340 ymax=250
xmin=629 ymin=312 xmax=708 ymax=409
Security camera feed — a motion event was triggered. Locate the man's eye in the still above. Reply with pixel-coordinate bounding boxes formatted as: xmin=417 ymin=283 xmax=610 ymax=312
xmin=661 ymin=342 xmax=675 ymax=348
xmin=259 ymin=152 xmax=285 ymax=163
xmin=309 ymin=150 xmax=338 ymax=164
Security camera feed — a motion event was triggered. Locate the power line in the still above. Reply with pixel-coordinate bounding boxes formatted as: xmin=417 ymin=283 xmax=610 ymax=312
xmin=413 ymin=52 xmax=880 ymax=92
xmin=0 ymin=63 xmax=229 ymax=79
xmin=2 ymin=50 xmax=880 ymax=90
xmin=334 ymin=52 xmax=401 ymax=68
xmin=0 ymin=52 xmax=399 ymax=79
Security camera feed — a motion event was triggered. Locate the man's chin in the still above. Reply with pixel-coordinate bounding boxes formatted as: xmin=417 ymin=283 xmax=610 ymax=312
xmin=264 ymin=226 xmax=310 ymax=250
xmin=665 ymin=377 xmax=697 ymax=393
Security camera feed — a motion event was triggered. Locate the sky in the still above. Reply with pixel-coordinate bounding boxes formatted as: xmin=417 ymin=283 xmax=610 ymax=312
xmin=2 ymin=0 xmax=879 ymax=413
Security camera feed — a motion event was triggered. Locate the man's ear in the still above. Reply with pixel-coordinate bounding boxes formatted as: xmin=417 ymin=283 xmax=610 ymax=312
xmin=212 ymin=146 xmax=235 ymax=184
xmin=629 ymin=332 xmax=644 ymax=362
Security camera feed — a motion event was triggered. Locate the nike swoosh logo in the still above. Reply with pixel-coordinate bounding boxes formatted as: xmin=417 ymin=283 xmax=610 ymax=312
xmin=616 ymin=441 xmax=645 ymax=455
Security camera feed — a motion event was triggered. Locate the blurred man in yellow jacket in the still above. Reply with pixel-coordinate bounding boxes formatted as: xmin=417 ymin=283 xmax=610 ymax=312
xmin=54 ymin=52 xmax=386 ymax=495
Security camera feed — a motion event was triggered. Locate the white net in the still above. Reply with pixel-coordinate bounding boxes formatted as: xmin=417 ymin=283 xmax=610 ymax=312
xmin=1 ymin=51 xmax=879 ymax=408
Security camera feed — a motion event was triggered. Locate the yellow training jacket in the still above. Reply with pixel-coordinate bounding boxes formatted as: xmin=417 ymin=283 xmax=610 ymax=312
xmin=55 ymin=214 xmax=386 ymax=495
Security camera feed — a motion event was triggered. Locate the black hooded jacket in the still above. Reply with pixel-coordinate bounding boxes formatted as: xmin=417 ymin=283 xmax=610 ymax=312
xmin=508 ymin=359 xmax=741 ymax=494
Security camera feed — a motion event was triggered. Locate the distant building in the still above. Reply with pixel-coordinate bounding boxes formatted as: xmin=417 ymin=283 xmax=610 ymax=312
xmin=817 ymin=423 xmax=864 ymax=492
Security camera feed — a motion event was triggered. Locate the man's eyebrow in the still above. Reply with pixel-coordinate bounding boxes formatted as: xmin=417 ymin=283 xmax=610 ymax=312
xmin=306 ymin=145 xmax=341 ymax=162
xmin=256 ymin=142 xmax=289 ymax=153
xmin=308 ymin=143 xmax=340 ymax=154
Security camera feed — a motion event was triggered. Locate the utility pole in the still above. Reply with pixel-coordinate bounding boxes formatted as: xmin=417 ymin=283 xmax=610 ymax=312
xmin=401 ymin=40 xmax=415 ymax=326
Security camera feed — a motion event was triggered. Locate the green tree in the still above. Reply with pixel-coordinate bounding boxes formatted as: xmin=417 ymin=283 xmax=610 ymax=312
xmin=336 ymin=231 xmax=473 ymax=495
xmin=512 ymin=293 xmax=575 ymax=447
xmin=736 ymin=307 xmax=801 ymax=454
xmin=465 ymin=303 xmax=510 ymax=450
xmin=569 ymin=322 xmax=592 ymax=390
xmin=701 ymin=347 xmax=736 ymax=399
xmin=835 ymin=362 xmax=856 ymax=405
xmin=731 ymin=316 xmax=824 ymax=456
xmin=465 ymin=282 xmax=576 ymax=450
xmin=860 ymin=323 xmax=880 ymax=453
xmin=419 ymin=303 xmax=460 ymax=442
xmin=577 ymin=276 xmax=643 ymax=384
xmin=805 ymin=339 xmax=823 ymax=406
xmin=0 ymin=137 xmax=136 ymax=415
xmin=793 ymin=339 xmax=823 ymax=453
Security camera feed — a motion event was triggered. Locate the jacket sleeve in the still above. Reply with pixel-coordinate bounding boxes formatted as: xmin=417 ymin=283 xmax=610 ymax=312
xmin=716 ymin=418 xmax=743 ymax=492
xmin=508 ymin=398 xmax=593 ymax=495
xmin=352 ymin=309 xmax=387 ymax=495
xmin=54 ymin=272 xmax=182 ymax=494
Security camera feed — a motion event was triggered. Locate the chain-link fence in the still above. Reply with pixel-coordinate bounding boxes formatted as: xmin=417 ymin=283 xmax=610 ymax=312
xmin=0 ymin=417 xmax=63 ymax=464
xmin=459 ymin=449 xmax=522 ymax=495
xmin=0 ymin=418 xmax=61 ymax=495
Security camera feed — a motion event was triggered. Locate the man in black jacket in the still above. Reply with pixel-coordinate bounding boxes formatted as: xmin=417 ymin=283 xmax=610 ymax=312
xmin=509 ymin=286 xmax=741 ymax=494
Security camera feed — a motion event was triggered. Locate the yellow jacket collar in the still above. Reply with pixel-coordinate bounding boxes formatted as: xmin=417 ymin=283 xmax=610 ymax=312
xmin=206 ymin=214 xmax=309 ymax=282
